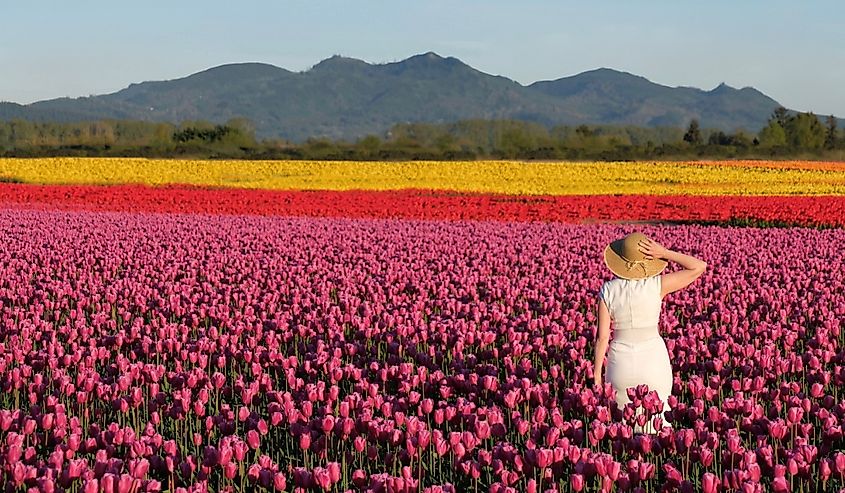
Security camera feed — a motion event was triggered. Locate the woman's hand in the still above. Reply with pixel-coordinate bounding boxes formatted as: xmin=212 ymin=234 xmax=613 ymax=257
xmin=638 ymin=238 xmax=670 ymax=261
xmin=593 ymin=375 xmax=602 ymax=388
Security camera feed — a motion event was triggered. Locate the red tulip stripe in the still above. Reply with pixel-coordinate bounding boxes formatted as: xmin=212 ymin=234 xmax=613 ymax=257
xmin=0 ymin=183 xmax=844 ymax=226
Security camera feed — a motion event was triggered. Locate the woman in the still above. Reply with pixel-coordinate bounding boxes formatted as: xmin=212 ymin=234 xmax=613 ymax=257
xmin=593 ymin=231 xmax=706 ymax=434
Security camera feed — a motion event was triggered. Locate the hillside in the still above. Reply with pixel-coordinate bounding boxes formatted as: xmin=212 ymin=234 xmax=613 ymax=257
xmin=0 ymin=52 xmax=795 ymax=141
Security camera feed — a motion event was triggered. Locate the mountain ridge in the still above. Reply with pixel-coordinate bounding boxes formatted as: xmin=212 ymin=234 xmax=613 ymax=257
xmin=0 ymin=53 xmax=816 ymax=141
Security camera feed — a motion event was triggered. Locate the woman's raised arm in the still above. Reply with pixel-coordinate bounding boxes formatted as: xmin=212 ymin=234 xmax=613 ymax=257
xmin=638 ymin=238 xmax=707 ymax=298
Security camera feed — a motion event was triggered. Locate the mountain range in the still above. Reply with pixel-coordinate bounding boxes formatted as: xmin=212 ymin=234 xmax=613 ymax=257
xmin=0 ymin=52 xmax=798 ymax=141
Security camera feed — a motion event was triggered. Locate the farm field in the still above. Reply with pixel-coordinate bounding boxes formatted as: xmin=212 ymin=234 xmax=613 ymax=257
xmin=0 ymin=158 xmax=843 ymax=492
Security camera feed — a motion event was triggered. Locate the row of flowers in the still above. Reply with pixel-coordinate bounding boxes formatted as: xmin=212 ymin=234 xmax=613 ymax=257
xmin=2 ymin=184 xmax=845 ymax=227
xmin=0 ymin=210 xmax=842 ymax=491
xmin=694 ymin=160 xmax=845 ymax=171
xmin=1 ymin=158 xmax=845 ymax=195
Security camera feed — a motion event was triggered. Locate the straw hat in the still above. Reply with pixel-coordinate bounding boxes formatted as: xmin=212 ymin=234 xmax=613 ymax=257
xmin=603 ymin=232 xmax=668 ymax=280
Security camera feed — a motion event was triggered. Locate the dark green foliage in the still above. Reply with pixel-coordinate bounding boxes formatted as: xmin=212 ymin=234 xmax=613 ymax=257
xmin=707 ymin=130 xmax=751 ymax=147
xmin=683 ymin=119 xmax=702 ymax=145
xmin=825 ymin=115 xmax=839 ymax=150
xmin=772 ymin=107 xmax=790 ymax=127
xmin=173 ymin=125 xmax=234 ymax=143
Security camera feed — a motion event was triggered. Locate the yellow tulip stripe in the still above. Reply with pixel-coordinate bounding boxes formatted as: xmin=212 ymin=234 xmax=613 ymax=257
xmin=695 ymin=160 xmax=845 ymax=172
xmin=2 ymin=157 xmax=845 ymax=196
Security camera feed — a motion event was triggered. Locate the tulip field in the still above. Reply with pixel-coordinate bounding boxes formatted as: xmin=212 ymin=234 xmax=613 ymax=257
xmin=0 ymin=158 xmax=844 ymax=493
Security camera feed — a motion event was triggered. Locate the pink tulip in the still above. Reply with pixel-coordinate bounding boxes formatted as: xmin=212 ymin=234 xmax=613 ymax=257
xmin=352 ymin=469 xmax=368 ymax=488
xmin=818 ymin=458 xmax=832 ymax=482
xmin=247 ymin=464 xmax=261 ymax=482
xmin=639 ymin=461 xmax=655 ymax=481
xmin=787 ymin=458 xmax=799 ymax=476
xmin=786 ymin=407 xmax=803 ymax=424
xmin=313 ymin=467 xmax=331 ymax=490
xmin=833 ymin=452 xmax=845 ymax=473
xmin=768 ymin=419 xmax=788 ymax=440
xmin=246 ymin=430 xmax=260 ymax=450
xmin=117 ymin=474 xmax=135 ymax=493
xmin=536 ymin=448 xmax=553 ymax=468
xmin=747 ymin=463 xmax=761 ymax=482
xmin=224 ymin=462 xmax=238 ymax=479
xmin=299 ymin=433 xmax=311 ymax=451
xmin=771 ymin=477 xmax=789 ymax=493
xmin=131 ymin=458 xmax=149 ymax=479
xmin=702 ymin=472 xmax=717 ymax=493
xmin=11 ymin=462 xmax=26 ymax=486
xmin=273 ymin=472 xmax=287 ymax=491
xmin=100 ymin=474 xmax=116 ymax=493
xmin=234 ymin=440 xmax=249 ymax=461
xmin=83 ymin=479 xmax=99 ymax=493
xmin=321 ymin=415 xmax=335 ymax=433
xmin=570 ymin=473 xmax=585 ymax=492
xmin=327 ymin=462 xmax=341 ymax=483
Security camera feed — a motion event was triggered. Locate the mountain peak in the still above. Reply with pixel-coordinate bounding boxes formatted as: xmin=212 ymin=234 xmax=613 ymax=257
xmin=411 ymin=51 xmax=445 ymax=61
xmin=310 ymin=55 xmax=371 ymax=72
xmin=389 ymin=52 xmax=468 ymax=69
xmin=533 ymin=67 xmax=655 ymax=88
xmin=195 ymin=62 xmax=287 ymax=77
xmin=119 ymin=62 xmax=289 ymax=92
xmin=710 ymin=82 xmax=735 ymax=93
xmin=586 ymin=67 xmax=638 ymax=77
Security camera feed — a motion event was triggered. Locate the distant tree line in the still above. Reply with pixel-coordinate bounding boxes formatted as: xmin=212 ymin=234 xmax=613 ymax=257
xmin=0 ymin=118 xmax=257 ymax=158
xmin=0 ymin=107 xmax=842 ymax=161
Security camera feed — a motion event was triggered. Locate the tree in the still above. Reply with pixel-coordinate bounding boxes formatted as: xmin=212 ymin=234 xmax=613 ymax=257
xmin=575 ymin=124 xmax=593 ymax=138
xmin=784 ymin=112 xmax=825 ymax=149
xmin=825 ymin=115 xmax=839 ymax=149
xmin=758 ymin=121 xmax=787 ymax=148
xmin=434 ymin=133 xmax=457 ymax=154
xmin=88 ymin=121 xmax=116 ymax=146
xmin=357 ymin=135 xmax=381 ymax=157
xmin=708 ymin=131 xmax=728 ymax=146
xmin=498 ymin=127 xmax=532 ymax=157
xmin=772 ymin=106 xmax=790 ymax=128
xmin=225 ymin=117 xmax=257 ymax=148
xmin=8 ymin=119 xmax=36 ymax=147
xmin=683 ymin=119 xmax=702 ymax=145
xmin=731 ymin=130 xmax=752 ymax=148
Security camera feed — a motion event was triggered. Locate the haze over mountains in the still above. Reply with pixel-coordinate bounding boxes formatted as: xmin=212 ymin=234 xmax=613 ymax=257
xmin=0 ymin=52 xmax=797 ymax=141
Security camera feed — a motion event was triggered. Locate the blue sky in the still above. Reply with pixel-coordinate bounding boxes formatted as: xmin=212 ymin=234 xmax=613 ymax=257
xmin=2 ymin=1 xmax=843 ymax=116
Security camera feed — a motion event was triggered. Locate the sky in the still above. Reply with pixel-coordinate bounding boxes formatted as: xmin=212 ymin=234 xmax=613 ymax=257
xmin=2 ymin=1 xmax=844 ymax=116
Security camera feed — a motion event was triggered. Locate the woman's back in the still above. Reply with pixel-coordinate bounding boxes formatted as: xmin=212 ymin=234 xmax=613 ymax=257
xmin=594 ymin=233 xmax=707 ymax=435
xmin=601 ymin=274 xmax=672 ymax=434
xmin=600 ymin=275 xmax=662 ymax=344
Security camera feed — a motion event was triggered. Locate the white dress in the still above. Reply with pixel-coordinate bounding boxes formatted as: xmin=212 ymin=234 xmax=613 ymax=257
xmin=600 ymin=274 xmax=673 ymax=434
